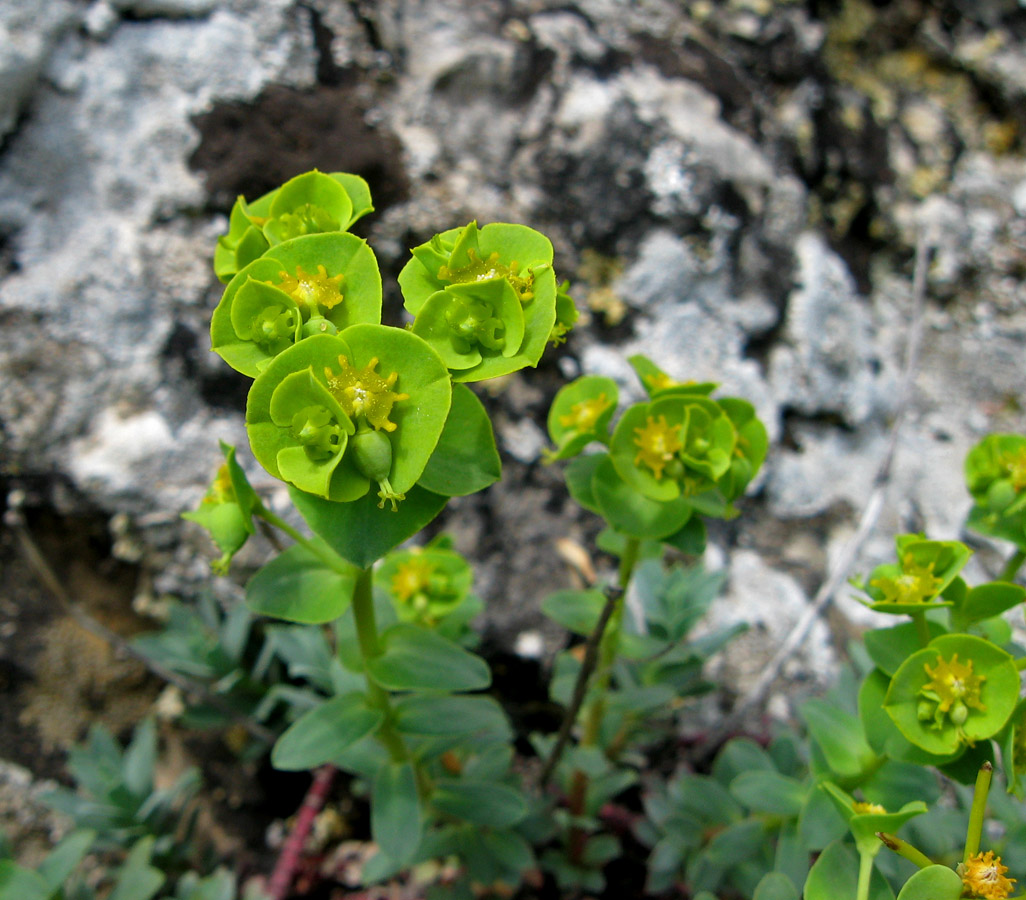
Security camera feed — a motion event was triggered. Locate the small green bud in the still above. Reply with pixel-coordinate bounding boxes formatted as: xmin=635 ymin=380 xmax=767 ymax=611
xmin=951 ymin=701 xmax=969 ymax=726
xmin=917 ymin=700 xmax=935 ymax=722
xmin=350 ymin=427 xmax=405 ymax=510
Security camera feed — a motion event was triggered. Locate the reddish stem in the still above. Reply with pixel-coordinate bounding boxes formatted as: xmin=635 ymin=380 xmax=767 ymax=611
xmin=267 ymin=765 xmax=338 ymax=900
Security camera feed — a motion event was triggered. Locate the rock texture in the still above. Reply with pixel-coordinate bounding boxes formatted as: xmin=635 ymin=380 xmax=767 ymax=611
xmin=2 ymin=0 xmax=1026 ymax=727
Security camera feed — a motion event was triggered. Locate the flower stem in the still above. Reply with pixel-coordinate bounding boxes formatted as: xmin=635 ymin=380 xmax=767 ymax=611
xmin=855 ymin=849 xmax=875 ymax=900
xmin=1000 ymin=548 xmax=1026 ymax=583
xmin=911 ymin=610 xmax=931 ymax=648
xmin=254 ymin=505 xmax=352 ymax=575
xmin=964 ymin=762 xmax=993 ymax=864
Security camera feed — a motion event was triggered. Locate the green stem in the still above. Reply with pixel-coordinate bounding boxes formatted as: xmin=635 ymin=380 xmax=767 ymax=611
xmin=581 ymin=538 xmax=641 ymax=747
xmin=254 ymin=505 xmax=352 ymax=575
xmin=855 ymin=849 xmax=875 ymax=900
xmin=911 ymin=611 xmax=931 ymax=648
xmin=350 ymin=566 xmax=409 ymax=765
xmin=964 ymin=762 xmax=993 ymax=863
xmin=1000 ymin=549 xmax=1026 ymax=583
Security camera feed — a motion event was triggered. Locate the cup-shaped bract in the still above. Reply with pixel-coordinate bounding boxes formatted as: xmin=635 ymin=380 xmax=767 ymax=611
xmin=213 ymin=170 xmax=374 ymax=283
xmin=610 ymin=396 xmax=736 ymax=504
xmin=627 ymin=354 xmax=718 ymax=399
xmin=377 ymin=545 xmax=473 ymax=625
xmin=182 ymin=442 xmax=260 ymax=573
xmin=861 ymin=535 xmax=972 ymax=615
xmin=211 ymin=232 xmax=382 ymax=377
xmin=398 ymin=221 xmax=558 ymax=382
xmin=716 ymin=398 xmax=769 ymax=502
xmin=965 ymin=433 xmax=1026 ymax=547
xmin=885 ymin=634 xmax=1019 ymax=755
xmin=546 ymin=375 xmax=618 ymax=461
xmin=246 ymin=327 xmax=451 ymax=506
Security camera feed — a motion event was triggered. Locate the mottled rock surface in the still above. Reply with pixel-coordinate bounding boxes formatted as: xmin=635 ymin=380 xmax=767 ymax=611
xmin=2 ymin=0 xmax=1026 ymax=745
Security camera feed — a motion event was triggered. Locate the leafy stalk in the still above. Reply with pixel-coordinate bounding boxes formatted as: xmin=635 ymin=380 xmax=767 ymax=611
xmin=964 ymin=762 xmax=993 ymax=863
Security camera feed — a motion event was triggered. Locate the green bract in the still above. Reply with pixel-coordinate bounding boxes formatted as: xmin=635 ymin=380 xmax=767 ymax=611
xmin=245 ymin=326 xmax=450 ymax=506
xmin=628 ymin=354 xmax=717 ymax=399
xmin=398 ymin=221 xmax=560 ymax=382
xmin=181 ymin=442 xmax=259 ymax=573
xmin=377 ymin=545 xmax=473 ymax=625
xmin=213 ymin=170 xmax=373 ymax=283
xmin=211 ymin=232 xmax=382 ymax=377
xmin=860 ymin=535 xmax=971 ymax=615
xmin=610 ymin=396 xmax=736 ymax=503
xmin=965 ymin=433 xmax=1026 ymax=547
xmin=884 ymin=634 xmax=1019 ymax=755
xmin=546 ymin=376 xmax=618 ymax=461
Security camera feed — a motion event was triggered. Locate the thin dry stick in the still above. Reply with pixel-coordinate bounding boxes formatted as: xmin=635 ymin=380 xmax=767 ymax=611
xmin=5 ymin=504 xmax=279 ymax=746
xmin=267 ymin=763 xmax=338 ymax=900
xmin=538 ymin=584 xmax=624 ymax=789
xmin=709 ymin=229 xmax=933 ymax=744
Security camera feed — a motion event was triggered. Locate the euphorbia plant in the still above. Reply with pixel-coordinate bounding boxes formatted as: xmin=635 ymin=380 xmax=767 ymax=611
xmin=186 ymin=170 xmax=576 ymax=888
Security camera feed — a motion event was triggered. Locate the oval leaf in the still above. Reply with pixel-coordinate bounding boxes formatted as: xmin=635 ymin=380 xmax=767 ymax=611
xmin=246 ymin=541 xmax=357 ymax=624
xmin=368 ymin=624 xmax=491 ymax=692
xmin=372 ymin=762 xmax=422 ymax=865
xmin=272 ymin=693 xmax=383 ymax=770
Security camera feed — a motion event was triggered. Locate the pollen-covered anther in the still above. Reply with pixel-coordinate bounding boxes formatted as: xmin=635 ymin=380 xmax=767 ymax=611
xmin=961 ymin=851 xmax=1016 ymax=899
xmin=324 ymin=355 xmax=409 ymax=432
xmin=633 ymin=415 xmax=684 ymax=480
xmin=276 ymin=264 xmax=345 ymax=312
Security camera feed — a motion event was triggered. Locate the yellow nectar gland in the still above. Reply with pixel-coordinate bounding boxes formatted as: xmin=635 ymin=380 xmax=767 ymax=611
xmin=391 ymin=558 xmax=435 ymax=608
xmin=961 ymin=851 xmax=1016 ymax=900
xmin=1000 ymin=446 xmax=1026 ymax=492
xmin=922 ymin=653 xmax=986 ymax=717
xmin=559 ymin=393 xmax=612 ymax=432
xmin=634 ymin=415 xmax=683 ymax=480
xmin=870 ymin=553 xmax=943 ymax=604
xmin=324 ymin=356 xmax=409 ymax=432
xmin=852 ymin=800 xmax=887 ymax=815
xmin=275 ymin=264 xmax=345 ymax=313
xmin=203 ymin=463 xmax=235 ymax=505
xmin=438 ymin=249 xmax=535 ymax=304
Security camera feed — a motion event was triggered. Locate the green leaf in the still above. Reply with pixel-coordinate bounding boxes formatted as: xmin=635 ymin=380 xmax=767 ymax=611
xmin=367 ymin=624 xmax=490 ymax=692
xmin=541 ymin=589 xmax=607 ymax=636
xmin=803 ymin=840 xmax=894 ymax=900
xmin=246 ymin=540 xmax=357 ymax=624
xmin=36 ymin=830 xmax=95 ymax=895
xmin=958 ymin=581 xmax=1026 ymax=625
xmin=431 ymin=780 xmax=527 ymax=827
xmin=271 ymin=693 xmax=383 ymax=770
xmin=752 ymin=872 xmax=798 ymax=900
xmin=372 ymin=762 xmax=423 ymax=865
xmin=393 ymin=694 xmax=511 ymax=741
xmin=592 ymin=455 xmax=693 ymax=539
xmin=711 ymin=737 xmax=774 ymax=785
xmin=801 ymin=698 xmax=879 ymax=780
xmin=417 ymin=384 xmax=501 ymax=496
xmin=289 ymin=483 xmax=448 ymax=569
xmin=895 ymin=864 xmax=963 ymax=900
xmin=123 ymin=718 xmax=157 ymax=798
xmin=0 ymin=862 xmax=48 ymax=900
xmin=797 ymin=779 xmax=847 ymax=851
xmin=729 ymin=771 xmax=806 ymax=816
xmin=108 ymin=838 xmax=165 ymax=900
xmin=863 ymin=621 xmax=947 ymax=677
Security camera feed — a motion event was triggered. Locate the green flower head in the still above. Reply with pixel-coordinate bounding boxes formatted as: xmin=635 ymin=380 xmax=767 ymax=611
xmin=213 ymin=170 xmax=374 ymax=283
xmin=211 ymin=232 xmax=382 ymax=377
xmin=862 ymin=535 xmax=971 ymax=615
xmin=965 ymin=434 xmax=1026 ymax=547
xmin=378 ymin=545 xmax=473 ymax=626
xmin=398 ymin=221 xmax=561 ymax=381
xmin=245 ymin=326 xmax=451 ymax=507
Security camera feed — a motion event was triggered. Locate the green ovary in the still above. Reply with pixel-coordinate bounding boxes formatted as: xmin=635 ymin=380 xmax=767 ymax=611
xmin=290 ymin=405 xmax=345 ymax=459
xmin=445 ymin=297 xmax=505 ymax=354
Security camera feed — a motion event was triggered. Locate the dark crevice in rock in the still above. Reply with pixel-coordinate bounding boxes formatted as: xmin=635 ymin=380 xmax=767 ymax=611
xmin=346 ymin=0 xmax=388 ymax=57
xmin=188 ymin=83 xmax=409 ymax=227
xmin=302 ymin=3 xmax=350 ymax=87
xmin=779 ymin=407 xmax=855 ymax=452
